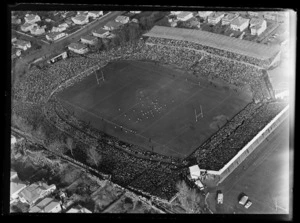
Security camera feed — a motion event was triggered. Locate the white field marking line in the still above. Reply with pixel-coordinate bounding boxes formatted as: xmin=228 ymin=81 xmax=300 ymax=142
xmin=110 ymin=73 xmax=182 ymax=122
xmin=58 ymin=97 xmax=168 ymax=150
xmin=162 ymin=90 xmax=233 ymax=148
xmin=138 ymin=86 xmax=207 ymax=136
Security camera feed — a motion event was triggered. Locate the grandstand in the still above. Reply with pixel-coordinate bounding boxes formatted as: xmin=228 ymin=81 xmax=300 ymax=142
xmin=143 ymin=26 xmax=281 ymax=67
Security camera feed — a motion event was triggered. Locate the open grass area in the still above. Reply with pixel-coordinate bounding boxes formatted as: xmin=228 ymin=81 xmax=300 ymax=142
xmin=57 ymin=60 xmax=252 ymax=158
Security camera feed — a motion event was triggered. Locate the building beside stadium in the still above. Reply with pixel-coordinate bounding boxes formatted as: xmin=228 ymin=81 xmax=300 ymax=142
xmin=47 ymin=51 xmax=68 ymax=64
xmin=81 ymin=35 xmax=98 ymax=45
xmin=221 ymin=12 xmax=239 ymax=25
xmin=143 ymin=25 xmax=281 ymax=68
xmin=46 ymin=32 xmax=66 ymax=41
xmin=230 ymin=16 xmax=250 ymax=32
xmin=249 ymin=17 xmax=267 ymax=36
xmin=104 ymin=20 xmax=123 ymax=30
xmin=24 ymin=14 xmax=41 ymax=24
xmin=176 ymin=11 xmax=194 ymax=21
xmin=68 ymin=42 xmax=89 ymax=54
xmin=92 ymin=28 xmax=110 ymax=38
xmin=198 ymin=11 xmax=213 ymax=19
xmin=207 ymin=12 xmax=225 ymax=25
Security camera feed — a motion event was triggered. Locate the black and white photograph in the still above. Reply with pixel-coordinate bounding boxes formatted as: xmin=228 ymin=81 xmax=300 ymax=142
xmin=7 ymin=4 xmax=295 ymax=218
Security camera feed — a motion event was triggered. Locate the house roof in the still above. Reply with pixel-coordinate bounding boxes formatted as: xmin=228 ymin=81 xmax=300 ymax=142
xmin=89 ymin=11 xmax=102 ymax=15
xmin=177 ymin=11 xmax=193 ymax=19
xmin=105 ymin=20 xmax=122 ymax=28
xmin=68 ymin=42 xmax=87 ymax=50
xmin=250 ymin=17 xmax=265 ymax=26
xmin=115 ymin=15 xmax=129 ymax=22
xmin=36 ymin=197 xmax=53 ymax=208
xmin=10 ymin=179 xmax=27 ymax=195
xmin=47 ymin=32 xmax=64 ymax=39
xmin=189 ymin=165 xmax=201 ymax=176
xmin=231 ymin=16 xmax=249 ymax=27
xmin=44 ymin=200 xmax=60 ymax=212
xmin=73 ymin=15 xmax=88 ymax=22
xmin=29 ymin=206 xmax=42 ymax=213
xmin=222 ymin=13 xmax=238 ymax=21
xmin=19 ymin=184 xmax=41 ymax=203
xmin=198 ymin=11 xmax=213 ymax=17
xmin=25 ymin=14 xmax=38 ymax=21
xmin=143 ymin=25 xmax=281 ymax=60
xmin=208 ymin=12 xmax=225 ymax=19
xmin=14 ymin=39 xmax=30 ymax=47
xmin=81 ymin=35 xmax=97 ymax=41
xmin=22 ymin=22 xmax=36 ymax=28
xmin=93 ymin=28 xmax=108 ymax=34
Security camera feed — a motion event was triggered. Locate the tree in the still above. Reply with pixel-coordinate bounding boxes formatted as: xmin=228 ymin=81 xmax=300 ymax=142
xmin=65 ymin=137 xmax=75 ymax=157
xmin=87 ymin=146 xmax=102 ymax=167
xmin=176 ymin=180 xmax=203 ymax=213
xmin=48 ymin=139 xmax=67 ymax=155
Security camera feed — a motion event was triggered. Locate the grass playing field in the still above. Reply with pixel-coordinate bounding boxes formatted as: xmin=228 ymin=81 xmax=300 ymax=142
xmin=57 ymin=60 xmax=253 ymax=158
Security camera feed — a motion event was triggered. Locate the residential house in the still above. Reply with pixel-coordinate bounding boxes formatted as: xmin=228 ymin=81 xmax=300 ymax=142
xmin=44 ymin=200 xmax=62 ymax=213
xmin=221 ymin=13 xmax=239 ymax=25
xmin=249 ymin=17 xmax=267 ymax=36
xmin=32 ymin=197 xmax=53 ymax=212
xmin=88 ymin=11 xmax=103 ymax=18
xmin=12 ymin=16 xmax=21 ymax=25
xmin=188 ymin=19 xmax=201 ymax=28
xmin=11 ymin=170 xmax=18 ymax=180
xmin=130 ymin=11 xmax=141 ymax=14
xmin=248 ymin=11 xmax=260 ymax=17
xmin=170 ymin=11 xmax=182 ymax=15
xmin=103 ymin=20 xmax=123 ymax=30
xmin=29 ymin=206 xmax=42 ymax=213
xmin=176 ymin=11 xmax=193 ymax=21
xmin=30 ymin=26 xmax=45 ymax=35
xmin=263 ymin=11 xmax=277 ymax=21
xmin=46 ymin=32 xmax=66 ymax=41
xmin=115 ymin=15 xmax=130 ymax=24
xmin=24 ymin=14 xmax=41 ymax=24
xmin=92 ymin=28 xmax=110 ymax=38
xmin=77 ymin=11 xmax=89 ymax=16
xmin=81 ymin=35 xmax=98 ymax=45
xmin=131 ymin=18 xmax=139 ymax=23
xmin=20 ymin=23 xmax=37 ymax=32
xmin=72 ymin=15 xmax=89 ymax=25
xmin=19 ymin=182 xmax=56 ymax=206
xmin=51 ymin=23 xmax=69 ymax=32
xmin=207 ymin=12 xmax=225 ymax=25
xmin=198 ymin=11 xmax=213 ymax=19
xmin=13 ymin=40 xmax=31 ymax=51
xmin=230 ymin=16 xmax=250 ymax=32
xmin=67 ymin=205 xmax=92 ymax=213
xmin=68 ymin=42 xmax=89 ymax=54
xmin=10 ymin=177 xmax=27 ymax=203
xmin=170 ymin=20 xmax=177 ymax=27
xmin=189 ymin=165 xmax=201 ymax=179
xmin=11 ymin=135 xmax=17 ymax=144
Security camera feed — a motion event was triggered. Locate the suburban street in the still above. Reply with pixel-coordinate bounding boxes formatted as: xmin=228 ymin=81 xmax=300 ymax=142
xmin=205 ymin=117 xmax=291 ymax=214
xmin=18 ymin=11 xmax=124 ymax=64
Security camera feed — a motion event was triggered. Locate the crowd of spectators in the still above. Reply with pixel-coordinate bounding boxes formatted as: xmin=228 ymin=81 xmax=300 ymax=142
xmin=190 ymin=101 xmax=287 ymax=170
xmin=146 ymin=37 xmax=273 ymax=68
xmin=13 ymin=36 xmax=287 ymax=201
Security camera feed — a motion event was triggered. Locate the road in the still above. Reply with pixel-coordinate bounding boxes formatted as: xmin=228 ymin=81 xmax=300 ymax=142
xmin=205 ymin=117 xmax=291 ymax=215
xmin=12 ymin=11 xmax=124 ymax=86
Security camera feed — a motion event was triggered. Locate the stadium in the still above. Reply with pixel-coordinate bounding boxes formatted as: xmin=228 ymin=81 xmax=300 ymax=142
xmin=13 ymin=25 xmax=288 ymax=201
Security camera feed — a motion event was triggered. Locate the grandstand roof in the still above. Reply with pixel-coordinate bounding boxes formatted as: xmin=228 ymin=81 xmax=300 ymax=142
xmin=143 ymin=26 xmax=281 ymax=60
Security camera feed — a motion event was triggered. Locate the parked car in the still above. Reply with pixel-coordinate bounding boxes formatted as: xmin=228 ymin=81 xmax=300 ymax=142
xmin=239 ymin=194 xmax=249 ymax=206
xmin=245 ymin=200 xmax=252 ymax=209
xmin=217 ymin=190 xmax=223 ymax=204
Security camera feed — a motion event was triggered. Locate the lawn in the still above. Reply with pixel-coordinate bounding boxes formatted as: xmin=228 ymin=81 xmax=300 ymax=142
xmin=57 ymin=60 xmax=252 ymax=158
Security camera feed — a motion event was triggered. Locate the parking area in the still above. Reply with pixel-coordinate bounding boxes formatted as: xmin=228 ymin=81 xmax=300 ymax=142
xmin=206 ymin=118 xmax=291 ymax=214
